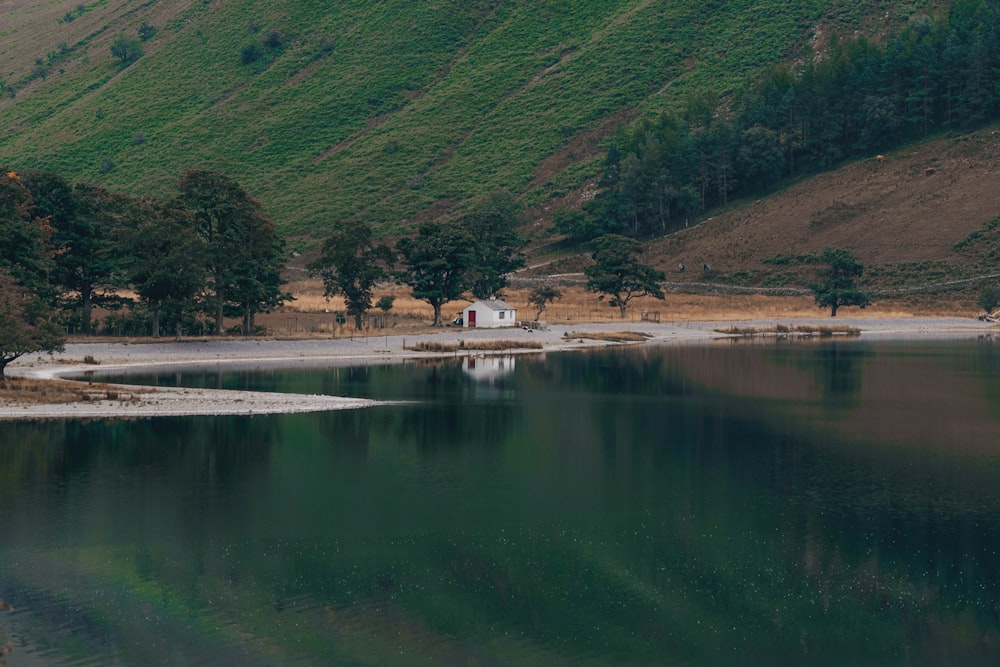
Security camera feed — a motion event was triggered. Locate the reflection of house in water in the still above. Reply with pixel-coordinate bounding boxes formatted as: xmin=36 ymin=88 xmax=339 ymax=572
xmin=462 ymin=355 xmax=515 ymax=382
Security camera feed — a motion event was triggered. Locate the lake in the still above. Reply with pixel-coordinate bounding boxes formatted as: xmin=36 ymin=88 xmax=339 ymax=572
xmin=1 ymin=338 xmax=1000 ymax=666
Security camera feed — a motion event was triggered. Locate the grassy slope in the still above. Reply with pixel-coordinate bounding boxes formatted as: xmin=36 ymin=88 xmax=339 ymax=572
xmin=0 ymin=0 xmax=942 ymax=248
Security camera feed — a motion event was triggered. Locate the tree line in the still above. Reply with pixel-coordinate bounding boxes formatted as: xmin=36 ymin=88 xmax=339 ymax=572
xmin=1 ymin=168 xmax=289 ymax=375
xmin=561 ymin=0 xmax=1000 ymax=241
xmin=311 ymin=191 xmax=529 ymax=328
xmin=0 ymin=175 xmax=542 ymax=375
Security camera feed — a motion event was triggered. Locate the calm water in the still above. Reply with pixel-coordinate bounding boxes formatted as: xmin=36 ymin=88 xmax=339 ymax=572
xmin=2 ymin=339 xmax=1000 ymax=666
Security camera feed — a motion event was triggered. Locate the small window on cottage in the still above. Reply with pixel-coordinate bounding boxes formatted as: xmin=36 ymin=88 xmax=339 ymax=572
xmin=499 ymin=311 xmax=505 ymax=319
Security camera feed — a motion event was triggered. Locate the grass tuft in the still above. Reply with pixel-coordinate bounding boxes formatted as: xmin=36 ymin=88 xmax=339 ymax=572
xmin=563 ymin=331 xmax=651 ymax=343
xmin=404 ymin=339 xmax=543 ymax=352
xmin=716 ymin=324 xmax=861 ymax=337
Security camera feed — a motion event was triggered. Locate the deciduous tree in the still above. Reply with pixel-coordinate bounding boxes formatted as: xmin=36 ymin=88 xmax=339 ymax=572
xmin=0 ymin=268 xmax=64 ymax=379
xmin=110 ymin=36 xmax=143 ymax=65
xmin=48 ymin=181 xmax=126 ymax=334
xmin=396 ymin=222 xmax=473 ymax=326
xmin=117 ymin=199 xmax=206 ymax=337
xmin=0 ymin=170 xmax=53 ymax=294
xmin=811 ymin=248 xmax=871 ymax=317
xmin=309 ymin=219 xmax=394 ymax=330
xmin=528 ymin=285 xmax=561 ymax=321
xmin=177 ymin=170 xmax=287 ymax=334
xmin=460 ymin=191 xmax=527 ymax=299
xmin=585 ymin=234 xmax=665 ymax=319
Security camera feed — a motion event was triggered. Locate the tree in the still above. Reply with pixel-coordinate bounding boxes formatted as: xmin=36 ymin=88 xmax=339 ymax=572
xmin=528 ymin=285 xmax=561 ymax=321
xmin=376 ymin=295 xmax=394 ymax=313
xmin=137 ymin=21 xmax=157 ymax=41
xmin=395 ymin=221 xmax=473 ymax=326
xmin=0 ymin=268 xmax=64 ymax=379
xmin=110 ymin=36 xmax=143 ymax=65
xmin=736 ymin=125 xmax=785 ymax=193
xmin=585 ymin=234 xmax=665 ymax=319
xmin=309 ymin=219 xmax=394 ymax=330
xmin=459 ymin=191 xmax=527 ymax=299
xmin=177 ymin=170 xmax=288 ymax=334
xmin=811 ymin=247 xmax=871 ymax=317
xmin=0 ymin=170 xmax=53 ymax=294
xmin=227 ymin=208 xmax=289 ymax=334
xmin=47 ymin=181 xmax=126 ymax=334
xmin=978 ymin=286 xmax=1000 ymax=314
xmin=116 ymin=199 xmax=206 ymax=337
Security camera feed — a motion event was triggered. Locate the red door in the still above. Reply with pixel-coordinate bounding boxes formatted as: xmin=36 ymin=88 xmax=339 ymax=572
xmin=468 ymin=310 xmax=476 ymax=327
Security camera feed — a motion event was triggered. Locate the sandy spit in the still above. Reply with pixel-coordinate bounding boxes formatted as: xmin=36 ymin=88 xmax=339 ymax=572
xmin=1 ymin=317 xmax=994 ymax=421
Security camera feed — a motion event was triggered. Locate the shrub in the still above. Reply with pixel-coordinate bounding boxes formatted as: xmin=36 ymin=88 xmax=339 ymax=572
xmin=138 ymin=22 xmax=157 ymax=41
xmin=978 ymin=287 xmax=1000 ymax=313
xmin=376 ymin=295 xmax=395 ymax=312
xmin=241 ymin=43 xmax=262 ymax=65
xmin=110 ymin=37 xmax=143 ymax=65
xmin=263 ymin=30 xmax=284 ymax=49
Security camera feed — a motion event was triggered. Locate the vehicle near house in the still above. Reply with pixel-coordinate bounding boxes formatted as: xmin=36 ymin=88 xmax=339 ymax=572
xmin=461 ymin=298 xmax=516 ymax=328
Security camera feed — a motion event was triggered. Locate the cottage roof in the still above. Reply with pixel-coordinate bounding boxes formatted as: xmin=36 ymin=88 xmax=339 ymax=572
xmin=471 ymin=299 xmax=513 ymax=311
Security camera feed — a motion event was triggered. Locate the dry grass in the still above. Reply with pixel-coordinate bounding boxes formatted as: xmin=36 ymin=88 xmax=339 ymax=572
xmin=0 ymin=377 xmax=145 ymax=406
xmin=716 ymin=324 xmax=862 ymax=337
xmin=281 ymin=277 xmax=953 ymax=325
xmin=84 ymin=276 xmax=973 ymax=345
xmin=278 ymin=278 xmax=832 ymax=325
xmin=562 ymin=331 xmax=653 ymax=343
xmin=405 ymin=339 xmax=544 ymax=352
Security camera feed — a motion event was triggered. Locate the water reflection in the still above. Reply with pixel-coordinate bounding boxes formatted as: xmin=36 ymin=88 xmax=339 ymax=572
xmin=2 ymin=340 xmax=1000 ymax=665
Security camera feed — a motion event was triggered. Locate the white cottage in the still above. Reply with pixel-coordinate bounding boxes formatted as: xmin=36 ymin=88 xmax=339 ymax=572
xmin=461 ymin=299 xmax=516 ymax=328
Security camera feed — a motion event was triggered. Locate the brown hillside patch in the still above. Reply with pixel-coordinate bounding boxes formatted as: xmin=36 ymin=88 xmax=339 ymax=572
xmin=646 ymin=129 xmax=1000 ymax=274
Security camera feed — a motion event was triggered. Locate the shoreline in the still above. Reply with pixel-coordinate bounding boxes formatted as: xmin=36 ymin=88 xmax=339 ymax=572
xmin=1 ymin=316 xmax=994 ymax=421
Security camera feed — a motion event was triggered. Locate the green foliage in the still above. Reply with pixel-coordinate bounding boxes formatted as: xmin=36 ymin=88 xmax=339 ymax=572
xmin=116 ymin=199 xmax=207 ymax=337
xmin=177 ymin=169 xmax=289 ymax=334
xmin=375 ymin=295 xmax=394 ymax=313
xmin=0 ymin=267 xmax=65 ymax=377
xmin=50 ymin=181 xmax=128 ymax=334
xmin=585 ymin=234 xmax=665 ymax=319
xmin=395 ymin=221 xmax=474 ymax=326
xmin=241 ymin=43 xmax=263 ymax=65
xmin=811 ymin=248 xmax=872 ymax=317
xmin=308 ymin=219 xmax=394 ymax=329
xmin=867 ymin=260 xmax=967 ymax=289
xmin=955 ymin=216 xmax=1000 ymax=251
xmin=528 ymin=285 xmax=562 ymax=321
xmin=110 ymin=36 xmax=144 ymax=66
xmin=577 ymin=1 xmax=1000 ymax=241
xmin=138 ymin=22 xmax=157 ymax=42
xmin=0 ymin=0 xmax=913 ymax=239
xmin=0 ymin=170 xmax=53 ymax=295
xmin=978 ymin=287 xmax=1000 ymax=313
xmin=5 ymin=165 xmax=291 ymax=338
xmin=460 ymin=191 xmax=527 ymax=299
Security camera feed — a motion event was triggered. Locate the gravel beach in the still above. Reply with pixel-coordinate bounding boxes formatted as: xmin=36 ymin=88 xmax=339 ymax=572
xmin=1 ymin=317 xmax=994 ymax=420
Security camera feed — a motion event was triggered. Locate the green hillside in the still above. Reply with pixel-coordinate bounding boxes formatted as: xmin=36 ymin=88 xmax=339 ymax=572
xmin=0 ymin=0 xmax=943 ymax=246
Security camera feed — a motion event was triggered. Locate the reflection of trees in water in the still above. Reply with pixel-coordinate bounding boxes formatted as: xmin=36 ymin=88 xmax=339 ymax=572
xmin=5 ymin=344 xmax=1000 ymax=664
xmin=802 ymin=342 xmax=872 ymax=399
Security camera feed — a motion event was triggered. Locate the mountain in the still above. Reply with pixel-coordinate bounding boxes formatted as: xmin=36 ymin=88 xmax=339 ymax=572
xmin=0 ymin=0 xmax=942 ymax=247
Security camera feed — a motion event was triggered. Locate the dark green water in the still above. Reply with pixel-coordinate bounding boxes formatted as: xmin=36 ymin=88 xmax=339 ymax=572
xmin=2 ymin=340 xmax=1000 ymax=666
